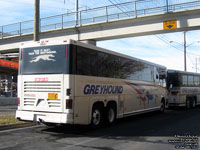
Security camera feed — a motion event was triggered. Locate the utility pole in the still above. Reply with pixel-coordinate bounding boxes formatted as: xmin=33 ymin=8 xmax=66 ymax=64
xmin=166 ymin=0 xmax=169 ymax=13
xmin=34 ymin=0 xmax=40 ymax=41
xmin=75 ymin=0 xmax=79 ymax=26
xmin=184 ymin=31 xmax=187 ymax=71
xmin=196 ymin=57 xmax=198 ymax=73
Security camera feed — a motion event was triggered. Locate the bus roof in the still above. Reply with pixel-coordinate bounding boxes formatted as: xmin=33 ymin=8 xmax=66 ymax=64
xmin=20 ymin=39 xmax=166 ymax=69
xmin=167 ymin=69 xmax=200 ymax=76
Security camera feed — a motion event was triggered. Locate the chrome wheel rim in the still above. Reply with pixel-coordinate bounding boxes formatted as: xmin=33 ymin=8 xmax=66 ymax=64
xmin=108 ymin=108 xmax=115 ymax=123
xmin=92 ymin=109 xmax=101 ymax=126
xmin=193 ymin=100 xmax=196 ymax=108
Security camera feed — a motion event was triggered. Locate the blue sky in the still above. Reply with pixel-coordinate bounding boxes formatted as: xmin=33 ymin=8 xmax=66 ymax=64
xmin=0 ymin=0 xmax=200 ymax=72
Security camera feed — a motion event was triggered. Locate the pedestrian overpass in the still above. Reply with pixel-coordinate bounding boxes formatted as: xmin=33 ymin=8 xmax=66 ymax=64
xmin=1 ymin=0 xmax=200 ymax=53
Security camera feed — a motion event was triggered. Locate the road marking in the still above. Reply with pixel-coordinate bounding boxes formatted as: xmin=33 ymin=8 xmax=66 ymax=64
xmin=0 ymin=125 xmax=43 ymax=134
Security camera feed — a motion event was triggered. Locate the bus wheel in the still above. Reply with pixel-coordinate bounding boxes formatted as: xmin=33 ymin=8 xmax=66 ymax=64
xmin=192 ymin=99 xmax=196 ymax=108
xmin=106 ymin=104 xmax=116 ymax=125
xmin=91 ymin=105 xmax=103 ymax=128
xmin=160 ymin=100 xmax=165 ymax=113
xmin=186 ymin=99 xmax=191 ymax=109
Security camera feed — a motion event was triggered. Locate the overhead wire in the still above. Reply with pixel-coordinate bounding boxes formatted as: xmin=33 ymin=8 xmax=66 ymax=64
xmin=0 ymin=0 xmax=75 ymax=11
xmin=111 ymin=0 xmax=130 ymax=12
xmin=107 ymin=0 xmax=131 ymax=17
xmin=155 ymin=34 xmax=200 ymax=71
xmin=155 ymin=35 xmax=200 ymax=56
xmin=155 ymin=35 xmax=183 ymax=54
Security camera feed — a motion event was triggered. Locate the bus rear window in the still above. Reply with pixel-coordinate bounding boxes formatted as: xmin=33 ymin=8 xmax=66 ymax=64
xmin=20 ymin=45 xmax=69 ymax=75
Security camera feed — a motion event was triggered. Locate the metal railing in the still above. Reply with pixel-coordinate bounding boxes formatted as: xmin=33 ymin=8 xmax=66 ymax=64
xmin=0 ymin=0 xmax=200 ymax=39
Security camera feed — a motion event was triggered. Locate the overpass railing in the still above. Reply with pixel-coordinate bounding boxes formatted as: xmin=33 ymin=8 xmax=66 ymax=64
xmin=0 ymin=0 xmax=200 ymax=39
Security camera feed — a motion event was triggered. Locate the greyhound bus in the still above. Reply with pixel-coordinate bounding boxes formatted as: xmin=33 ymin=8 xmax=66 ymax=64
xmin=16 ymin=39 xmax=167 ymax=127
xmin=167 ymin=70 xmax=200 ymax=109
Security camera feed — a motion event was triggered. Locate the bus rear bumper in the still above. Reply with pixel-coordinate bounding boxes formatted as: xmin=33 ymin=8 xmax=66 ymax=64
xmin=16 ymin=110 xmax=74 ymax=124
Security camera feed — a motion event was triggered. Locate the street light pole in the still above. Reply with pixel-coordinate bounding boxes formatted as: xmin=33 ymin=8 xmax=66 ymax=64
xmin=170 ymin=32 xmax=200 ymax=72
xmin=166 ymin=0 xmax=169 ymax=13
xmin=75 ymin=0 xmax=79 ymax=26
xmin=184 ymin=31 xmax=187 ymax=71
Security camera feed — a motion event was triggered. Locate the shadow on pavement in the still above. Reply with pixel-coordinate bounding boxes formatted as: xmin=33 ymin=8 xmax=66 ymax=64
xmin=40 ymin=107 xmax=200 ymax=140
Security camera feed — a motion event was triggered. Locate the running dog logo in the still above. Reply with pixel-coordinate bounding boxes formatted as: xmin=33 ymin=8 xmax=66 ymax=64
xmin=30 ymin=54 xmax=56 ymax=63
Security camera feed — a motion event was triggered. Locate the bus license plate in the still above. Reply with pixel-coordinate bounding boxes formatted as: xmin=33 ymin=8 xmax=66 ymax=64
xmin=48 ymin=93 xmax=58 ymax=100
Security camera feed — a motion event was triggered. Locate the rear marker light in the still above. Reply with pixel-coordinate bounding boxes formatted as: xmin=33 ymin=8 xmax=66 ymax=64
xmin=18 ymin=97 xmax=20 ymax=105
xmin=66 ymin=99 xmax=72 ymax=109
xmin=20 ymin=49 xmax=23 ymax=61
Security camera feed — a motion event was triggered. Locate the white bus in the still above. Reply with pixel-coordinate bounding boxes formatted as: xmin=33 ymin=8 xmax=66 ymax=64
xmin=16 ymin=40 xmax=167 ymax=127
xmin=167 ymin=70 xmax=200 ymax=109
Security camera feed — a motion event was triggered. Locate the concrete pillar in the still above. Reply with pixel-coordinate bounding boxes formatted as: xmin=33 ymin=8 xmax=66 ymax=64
xmin=81 ymin=40 xmax=96 ymax=46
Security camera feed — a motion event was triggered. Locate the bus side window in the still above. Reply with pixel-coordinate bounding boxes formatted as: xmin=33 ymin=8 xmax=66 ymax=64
xmin=188 ymin=75 xmax=194 ymax=86
xmin=194 ymin=76 xmax=199 ymax=86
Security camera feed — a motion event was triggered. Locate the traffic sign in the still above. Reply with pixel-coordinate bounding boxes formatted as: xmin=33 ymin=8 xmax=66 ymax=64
xmin=163 ymin=20 xmax=177 ymax=30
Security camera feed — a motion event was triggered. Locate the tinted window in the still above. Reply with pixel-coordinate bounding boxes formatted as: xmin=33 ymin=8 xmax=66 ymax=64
xmin=194 ymin=76 xmax=199 ymax=86
xmin=76 ymin=46 xmax=98 ymax=76
xmin=140 ymin=64 xmax=153 ymax=82
xmin=182 ymin=75 xmax=187 ymax=85
xmin=119 ymin=58 xmax=133 ymax=79
xmin=188 ymin=75 xmax=194 ymax=86
xmin=167 ymin=73 xmax=180 ymax=89
xmin=97 ymin=52 xmax=119 ymax=78
xmin=73 ymin=45 xmax=160 ymax=82
xmin=21 ymin=45 xmax=68 ymax=74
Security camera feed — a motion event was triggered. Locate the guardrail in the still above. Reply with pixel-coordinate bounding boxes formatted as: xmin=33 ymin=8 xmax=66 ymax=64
xmin=0 ymin=0 xmax=200 ymax=39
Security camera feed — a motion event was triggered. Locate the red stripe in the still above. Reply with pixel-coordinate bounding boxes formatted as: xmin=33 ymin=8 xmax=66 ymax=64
xmin=126 ymin=82 xmax=143 ymax=94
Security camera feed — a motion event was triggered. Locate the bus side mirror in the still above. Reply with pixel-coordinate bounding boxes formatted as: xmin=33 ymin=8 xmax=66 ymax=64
xmin=170 ymin=84 xmax=173 ymax=89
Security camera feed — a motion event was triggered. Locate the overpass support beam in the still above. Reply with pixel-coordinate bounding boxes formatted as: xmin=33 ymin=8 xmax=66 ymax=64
xmin=81 ymin=40 xmax=96 ymax=46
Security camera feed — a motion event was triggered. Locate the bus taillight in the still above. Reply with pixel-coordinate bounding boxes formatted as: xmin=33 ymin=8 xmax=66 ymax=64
xmin=20 ymin=49 xmax=23 ymax=61
xmin=66 ymin=99 xmax=72 ymax=109
xmin=18 ymin=97 xmax=20 ymax=105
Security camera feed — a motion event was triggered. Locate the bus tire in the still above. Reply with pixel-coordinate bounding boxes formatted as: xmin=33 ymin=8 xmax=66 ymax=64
xmin=192 ymin=99 xmax=196 ymax=108
xmin=186 ymin=99 xmax=191 ymax=109
xmin=160 ymin=99 xmax=165 ymax=113
xmin=90 ymin=105 xmax=103 ymax=128
xmin=105 ymin=103 xmax=116 ymax=125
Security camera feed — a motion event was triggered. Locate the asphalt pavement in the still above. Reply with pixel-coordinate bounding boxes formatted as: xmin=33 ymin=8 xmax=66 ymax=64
xmin=0 ymin=108 xmax=200 ymax=150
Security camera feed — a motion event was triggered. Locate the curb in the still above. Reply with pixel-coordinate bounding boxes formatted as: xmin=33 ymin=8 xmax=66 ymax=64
xmin=0 ymin=122 xmax=38 ymax=131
